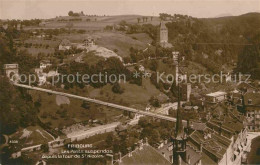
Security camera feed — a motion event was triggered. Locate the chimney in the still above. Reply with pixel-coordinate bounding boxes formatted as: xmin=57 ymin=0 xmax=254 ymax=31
xmin=178 ymin=155 xmax=182 ymax=165
xmin=128 ymin=151 xmax=132 ymax=157
xmin=200 ymin=143 xmax=203 ymax=152
xmin=208 ymin=132 xmax=212 ymax=138
xmin=186 ymin=120 xmax=190 ymax=134
xmin=145 ymin=137 xmax=148 ymax=145
xmin=187 ymin=155 xmax=191 ymax=164
xmin=128 ymin=147 xmax=132 ymax=157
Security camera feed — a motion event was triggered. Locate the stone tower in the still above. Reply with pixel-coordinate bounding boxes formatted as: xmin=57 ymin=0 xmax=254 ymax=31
xmin=160 ymin=21 xmax=168 ymax=44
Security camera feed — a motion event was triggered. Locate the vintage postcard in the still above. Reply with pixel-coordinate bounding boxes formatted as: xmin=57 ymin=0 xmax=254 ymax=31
xmin=0 ymin=0 xmax=260 ymax=164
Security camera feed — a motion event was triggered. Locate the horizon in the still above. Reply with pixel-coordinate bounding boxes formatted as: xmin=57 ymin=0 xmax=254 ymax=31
xmin=0 ymin=0 xmax=260 ymax=20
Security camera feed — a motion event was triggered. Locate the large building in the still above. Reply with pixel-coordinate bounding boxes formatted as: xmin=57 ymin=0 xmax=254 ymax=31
xmin=233 ymin=90 xmax=260 ymax=132
xmin=205 ymin=91 xmax=227 ymax=104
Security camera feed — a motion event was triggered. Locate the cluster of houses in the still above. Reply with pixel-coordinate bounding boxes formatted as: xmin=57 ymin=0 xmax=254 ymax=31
xmin=140 ymin=80 xmax=259 ymax=165
xmin=58 ymin=38 xmax=95 ymax=51
xmin=34 ymin=60 xmax=58 ymax=86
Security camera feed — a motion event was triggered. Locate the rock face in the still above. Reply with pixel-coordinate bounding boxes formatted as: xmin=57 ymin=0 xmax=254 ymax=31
xmin=56 ymin=95 xmax=70 ymax=106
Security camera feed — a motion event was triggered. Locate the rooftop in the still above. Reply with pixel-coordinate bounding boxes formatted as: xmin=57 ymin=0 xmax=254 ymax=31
xmin=206 ymin=91 xmax=227 ymax=97
xmin=116 ymin=144 xmax=171 ymax=165
xmin=160 ymin=21 xmax=168 ymax=30
xmin=190 ymin=129 xmax=231 ymax=160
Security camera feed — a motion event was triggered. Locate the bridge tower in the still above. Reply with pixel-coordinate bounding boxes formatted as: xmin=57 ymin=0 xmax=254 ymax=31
xmin=4 ymin=64 xmax=19 ymax=81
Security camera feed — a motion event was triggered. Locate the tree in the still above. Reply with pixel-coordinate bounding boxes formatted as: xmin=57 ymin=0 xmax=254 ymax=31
xmin=237 ymin=45 xmax=259 ymax=74
xmin=137 ymin=18 xmax=141 ymax=23
xmin=81 ymin=101 xmax=90 ymax=109
xmin=123 ymin=57 xmax=131 ymax=64
xmin=41 ymin=143 xmax=49 ymax=152
xmin=112 ymin=82 xmax=124 ymax=94
xmin=149 ymin=96 xmax=160 ymax=107
xmin=68 ymin=11 xmax=74 ymax=16
xmin=149 ymin=60 xmax=158 ymax=71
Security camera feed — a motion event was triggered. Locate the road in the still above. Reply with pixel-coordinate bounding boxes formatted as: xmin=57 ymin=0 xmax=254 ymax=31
xmin=67 ymin=122 xmax=120 ymax=138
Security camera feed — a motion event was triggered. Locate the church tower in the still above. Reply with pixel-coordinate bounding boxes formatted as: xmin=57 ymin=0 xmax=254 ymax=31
xmin=171 ymin=53 xmax=188 ymax=165
xmin=160 ymin=21 xmax=168 ymax=44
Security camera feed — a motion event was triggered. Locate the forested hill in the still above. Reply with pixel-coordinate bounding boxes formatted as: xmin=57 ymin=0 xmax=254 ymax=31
xmin=166 ymin=12 xmax=260 ymax=78
xmin=201 ymin=12 xmax=260 ymax=39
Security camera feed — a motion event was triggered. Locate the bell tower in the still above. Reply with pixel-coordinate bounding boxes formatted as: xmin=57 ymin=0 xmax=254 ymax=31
xmin=160 ymin=21 xmax=168 ymax=44
xmin=171 ymin=53 xmax=188 ymax=165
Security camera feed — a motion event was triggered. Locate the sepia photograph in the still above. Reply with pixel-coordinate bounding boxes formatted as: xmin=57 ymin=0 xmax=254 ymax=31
xmin=0 ymin=0 xmax=260 ymax=164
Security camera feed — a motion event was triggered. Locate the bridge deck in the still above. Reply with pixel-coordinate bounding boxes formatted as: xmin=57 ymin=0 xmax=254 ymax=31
xmin=14 ymin=83 xmax=190 ymax=125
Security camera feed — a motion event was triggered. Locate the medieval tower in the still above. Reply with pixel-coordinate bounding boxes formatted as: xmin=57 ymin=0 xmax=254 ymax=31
xmin=160 ymin=21 xmax=168 ymax=44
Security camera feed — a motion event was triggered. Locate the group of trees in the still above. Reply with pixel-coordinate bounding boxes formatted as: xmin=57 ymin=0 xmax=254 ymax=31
xmin=163 ymin=13 xmax=260 ymax=75
xmin=56 ymin=57 xmax=142 ymax=90
xmin=101 ymin=117 xmax=173 ymax=155
xmin=137 ymin=17 xmax=152 ymax=23
xmin=0 ymin=77 xmax=39 ymax=134
xmin=68 ymin=11 xmax=84 ymax=17
xmin=0 ymin=29 xmax=40 ymax=136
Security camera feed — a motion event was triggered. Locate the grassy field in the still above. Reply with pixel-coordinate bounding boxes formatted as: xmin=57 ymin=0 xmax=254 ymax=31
xmin=18 ymin=38 xmax=60 ymax=56
xmin=21 ymin=47 xmax=55 ymax=56
xmin=29 ymin=90 xmax=123 ymax=129
xmin=26 ymin=15 xmax=161 ymax=31
xmin=86 ymin=78 xmax=167 ymax=109
xmin=55 ymin=31 xmax=152 ymax=57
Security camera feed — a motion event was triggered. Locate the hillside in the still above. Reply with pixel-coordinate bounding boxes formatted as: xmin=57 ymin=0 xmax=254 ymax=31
xmin=166 ymin=12 xmax=260 ymax=75
xmin=55 ymin=31 xmax=152 ymax=57
xmin=27 ymin=15 xmax=161 ymax=30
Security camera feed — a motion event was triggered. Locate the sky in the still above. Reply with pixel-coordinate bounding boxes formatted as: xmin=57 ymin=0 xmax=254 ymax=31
xmin=0 ymin=0 xmax=259 ymax=20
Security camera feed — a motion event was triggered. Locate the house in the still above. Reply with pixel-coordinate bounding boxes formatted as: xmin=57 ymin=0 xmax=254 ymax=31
xmin=189 ymin=104 xmax=248 ymax=165
xmin=235 ymin=92 xmax=260 ymax=131
xmin=40 ymin=60 xmax=51 ymax=69
xmin=38 ymin=73 xmax=47 ymax=86
xmin=59 ymin=39 xmax=72 ymax=50
xmin=83 ymin=37 xmax=95 ymax=47
xmin=205 ymin=91 xmax=227 ymax=103
xmin=145 ymin=105 xmax=151 ymax=111
xmin=236 ymin=82 xmax=259 ymax=93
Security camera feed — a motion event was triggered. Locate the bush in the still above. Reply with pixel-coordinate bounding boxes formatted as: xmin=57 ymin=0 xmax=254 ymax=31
xmin=149 ymin=96 xmax=160 ymax=107
xmin=81 ymin=101 xmax=90 ymax=109
xmin=41 ymin=143 xmax=49 ymax=152
xmin=112 ymin=83 xmax=124 ymax=94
